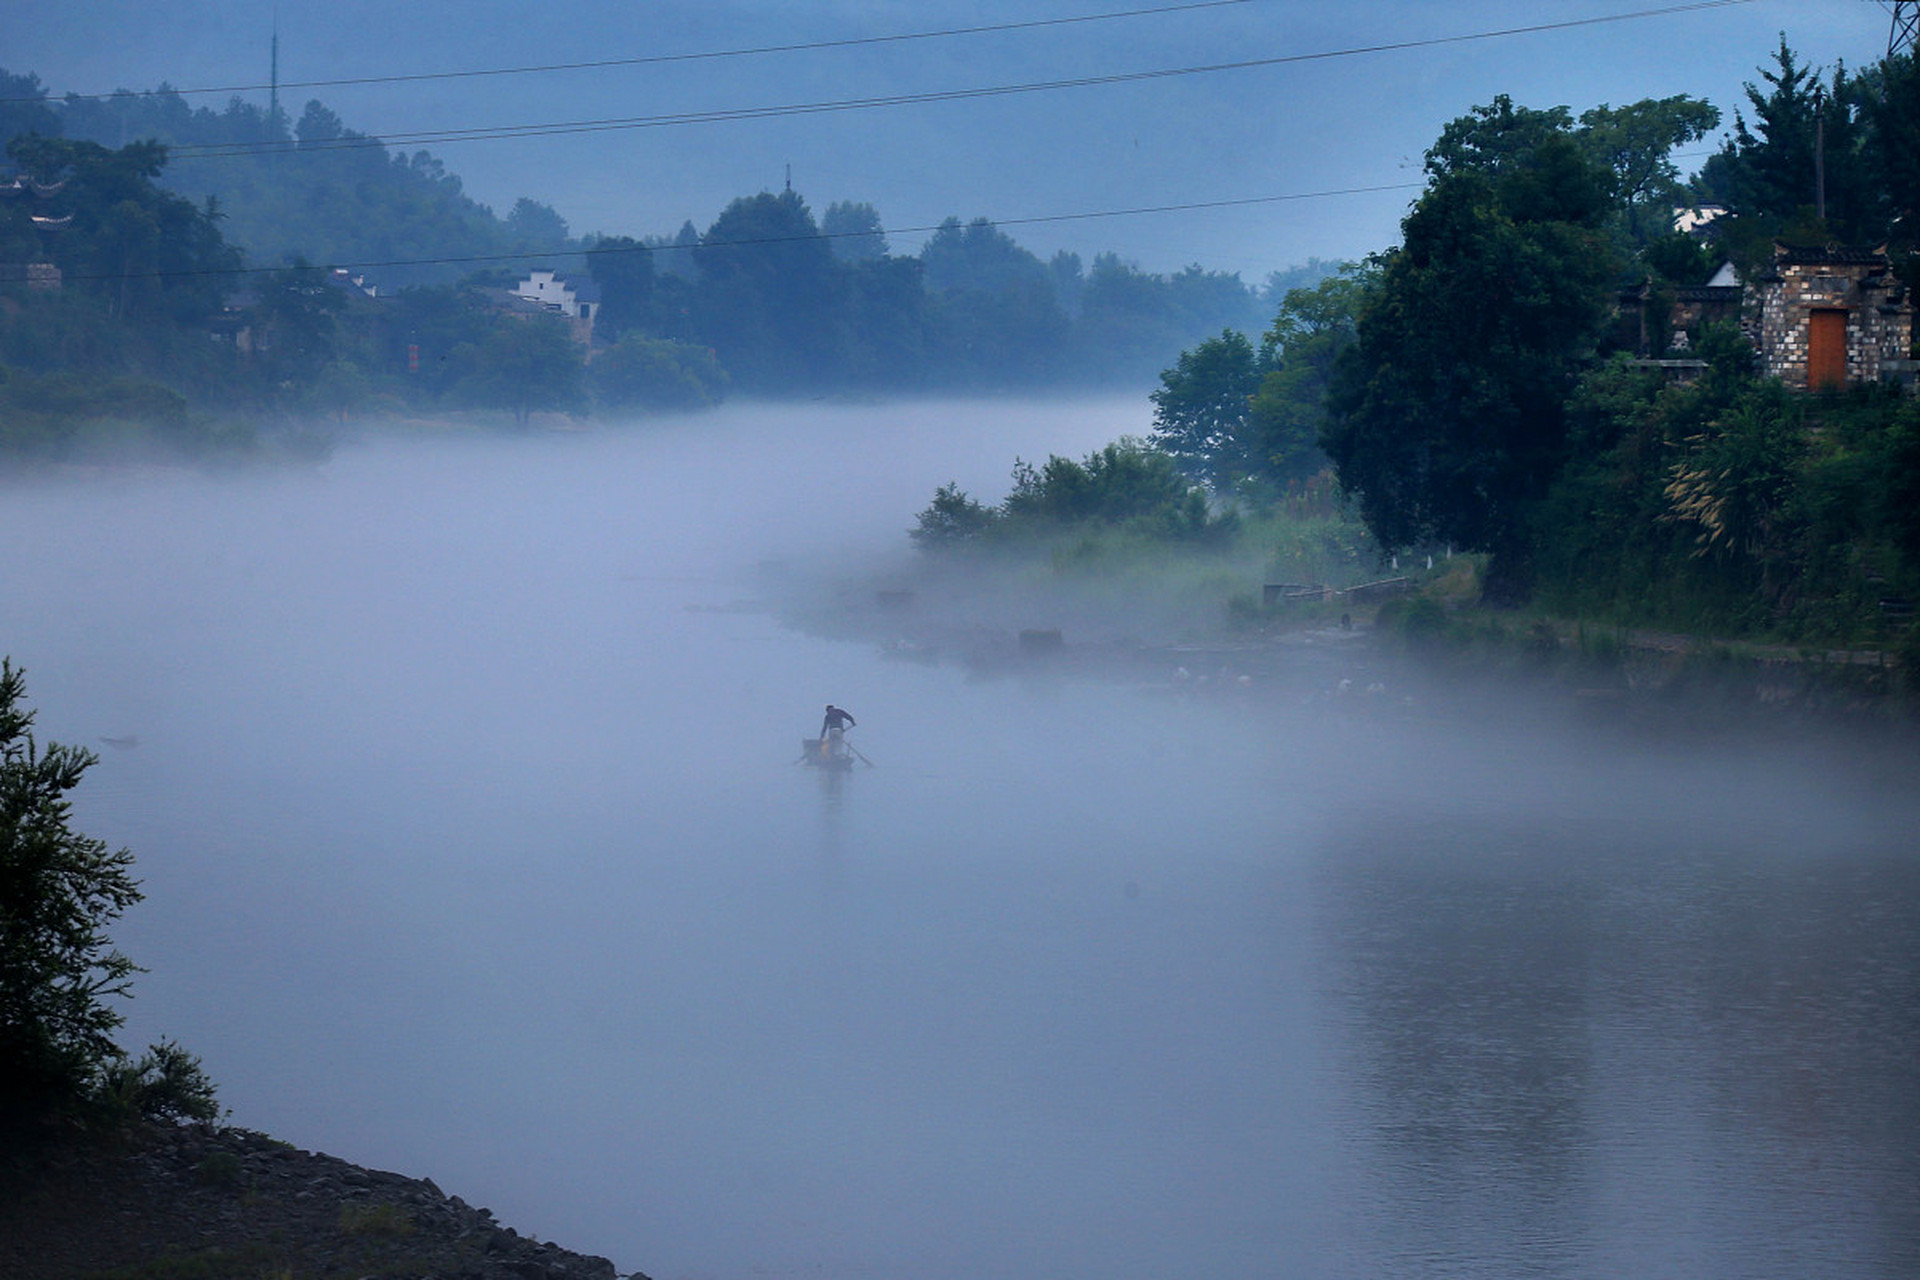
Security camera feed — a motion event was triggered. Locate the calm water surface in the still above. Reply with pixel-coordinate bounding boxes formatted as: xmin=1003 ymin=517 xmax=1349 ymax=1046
xmin=4 ymin=401 xmax=1916 ymax=1279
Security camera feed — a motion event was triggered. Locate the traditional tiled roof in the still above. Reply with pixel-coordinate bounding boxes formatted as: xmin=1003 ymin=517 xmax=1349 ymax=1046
xmin=1773 ymin=242 xmax=1892 ymax=267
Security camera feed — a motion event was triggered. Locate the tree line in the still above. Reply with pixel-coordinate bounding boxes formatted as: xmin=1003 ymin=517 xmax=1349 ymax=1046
xmin=1101 ymin=39 xmax=1920 ymax=647
xmin=0 ymin=68 xmax=1290 ymax=459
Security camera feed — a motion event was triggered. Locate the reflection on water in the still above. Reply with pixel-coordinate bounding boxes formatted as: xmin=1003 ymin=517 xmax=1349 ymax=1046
xmin=1319 ymin=812 xmax=1920 ymax=1278
xmin=1 ymin=404 xmax=1916 ymax=1279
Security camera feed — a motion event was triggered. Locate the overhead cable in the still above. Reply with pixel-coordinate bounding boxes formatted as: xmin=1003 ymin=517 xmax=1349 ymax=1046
xmin=11 ymin=1 xmax=1260 ymax=104
xmin=153 ymin=0 xmax=1765 ymax=162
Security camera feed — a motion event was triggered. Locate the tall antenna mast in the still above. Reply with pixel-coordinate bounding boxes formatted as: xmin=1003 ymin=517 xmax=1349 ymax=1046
xmin=269 ymin=16 xmax=281 ymax=136
xmin=1893 ymin=2 xmax=1918 ymax=58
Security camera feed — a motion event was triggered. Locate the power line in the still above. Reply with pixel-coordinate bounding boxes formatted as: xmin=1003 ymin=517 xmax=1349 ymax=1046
xmin=153 ymin=0 xmax=1765 ymax=162
xmin=16 ymin=1 xmax=1260 ymax=105
xmin=45 ymin=181 xmax=1425 ymax=285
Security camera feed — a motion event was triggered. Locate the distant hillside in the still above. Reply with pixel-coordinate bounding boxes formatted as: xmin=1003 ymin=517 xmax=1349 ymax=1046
xmin=56 ymin=88 xmax=568 ymax=288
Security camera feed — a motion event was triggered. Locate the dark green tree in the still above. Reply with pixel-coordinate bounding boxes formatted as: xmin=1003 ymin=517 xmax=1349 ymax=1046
xmin=252 ymin=258 xmax=345 ymax=390
xmin=843 ymin=254 xmax=929 ymax=387
xmin=1246 ymin=264 xmax=1375 ymax=489
xmin=6 ymin=134 xmax=238 ymax=323
xmin=1695 ymin=40 xmax=1880 ymax=250
xmin=585 ymin=235 xmax=655 ymax=341
xmin=503 ymin=197 xmax=571 ymax=252
xmin=822 ymin=200 xmax=888 ymax=261
xmin=0 ymin=662 xmax=218 ymax=1131
xmin=910 ymin=481 xmax=999 ymax=549
xmin=1148 ymin=328 xmax=1266 ymax=489
xmin=1699 ymin=38 xmax=1822 ymax=221
xmin=590 ymin=333 xmax=728 ymax=413
xmin=1324 ymin=98 xmax=1621 ymax=596
xmin=0 ymin=68 xmax=60 ymax=145
xmin=1049 ymin=250 xmax=1085 ymax=315
xmin=293 ymin=99 xmax=348 ymax=147
xmin=1575 ymin=95 xmax=1721 ymax=246
xmin=694 ymin=189 xmax=846 ymax=388
xmin=1862 ymin=52 xmax=1920 ymax=256
xmin=919 ymin=216 xmax=1050 ymax=296
xmin=446 ymin=316 xmax=585 ymax=426
xmin=1075 ymin=253 xmax=1182 ymax=379
xmin=0 ymin=660 xmax=142 ymax=1121
xmin=1425 ymin=95 xmax=1574 ymax=178
xmin=1002 ymin=438 xmax=1225 ymax=539
xmin=916 ymin=217 xmax=1068 ymax=385
xmin=924 ymin=275 xmax=1067 ymax=387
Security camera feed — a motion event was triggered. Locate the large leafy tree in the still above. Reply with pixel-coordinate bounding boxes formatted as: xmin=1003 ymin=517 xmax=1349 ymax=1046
xmin=919 ymin=216 xmax=1051 ymax=296
xmin=844 ymin=254 xmax=930 ymax=388
xmin=5 ymin=134 xmax=238 ymax=323
xmin=822 ymin=200 xmax=888 ymax=262
xmin=503 ymin=197 xmax=571 ymax=253
xmin=1575 ymin=95 xmax=1721 ymax=246
xmin=446 ymin=316 xmax=585 ymax=426
xmin=0 ymin=67 xmax=60 ymax=142
xmin=584 ymin=235 xmax=656 ymax=342
xmin=1695 ymin=40 xmax=1881 ymax=252
xmin=695 ymin=189 xmax=847 ymax=389
xmin=252 ymin=259 xmax=346 ymax=390
xmin=1862 ymin=52 xmax=1920 ymax=259
xmin=1148 ymin=328 xmax=1266 ymax=489
xmin=590 ymin=333 xmax=728 ymax=413
xmin=916 ymin=217 xmax=1070 ymax=384
xmin=1246 ymin=264 xmax=1374 ymax=489
xmin=0 ymin=660 xmax=141 ymax=1120
xmin=1001 ymin=438 xmax=1225 ymax=539
xmin=1324 ymin=96 xmax=1621 ymax=596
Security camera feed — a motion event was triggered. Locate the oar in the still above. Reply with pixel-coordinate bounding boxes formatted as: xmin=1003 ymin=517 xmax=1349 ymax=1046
xmin=846 ymin=739 xmax=875 ymax=767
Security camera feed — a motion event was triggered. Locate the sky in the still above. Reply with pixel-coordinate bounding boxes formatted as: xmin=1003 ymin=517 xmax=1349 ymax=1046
xmin=6 ymin=1 xmax=1901 ymax=283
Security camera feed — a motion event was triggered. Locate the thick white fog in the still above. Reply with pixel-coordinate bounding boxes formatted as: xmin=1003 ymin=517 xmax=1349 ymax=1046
xmin=4 ymin=400 xmax=1917 ymax=1279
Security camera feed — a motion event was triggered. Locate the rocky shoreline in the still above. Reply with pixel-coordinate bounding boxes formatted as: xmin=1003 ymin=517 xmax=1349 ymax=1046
xmin=1 ymin=1120 xmax=633 ymax=1280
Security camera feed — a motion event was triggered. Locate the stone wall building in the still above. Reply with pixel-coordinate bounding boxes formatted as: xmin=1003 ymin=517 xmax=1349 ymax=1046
xmin=1619 ymin=244 xmax=1917 ymax=392
xmin=1747 ymin=243 xmax=1915 ymax=391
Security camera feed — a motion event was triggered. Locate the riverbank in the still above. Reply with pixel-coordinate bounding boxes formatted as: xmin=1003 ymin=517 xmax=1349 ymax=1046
xmin=0 ymin=1120 xmax=631 ymax=1280
xmin=780 ymin=547 xmax=1920 ymax=745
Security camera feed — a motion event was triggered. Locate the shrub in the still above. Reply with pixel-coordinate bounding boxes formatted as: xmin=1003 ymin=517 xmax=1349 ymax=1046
xmin=0 ymin=660 xmax=143 ymax=1122
xmin=102 ymin=1039 xmax=221 ymax=1125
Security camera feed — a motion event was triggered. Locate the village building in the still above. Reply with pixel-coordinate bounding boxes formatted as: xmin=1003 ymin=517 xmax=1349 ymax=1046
xmin=507 ymin=269 xmax=600 ymax=351
xmin=0 ymin=172 xmax=69 ymax=292
xmin=328 ymin=268 xmax=380 ymax=299
xmin=1619 ymin=243 xmax=1916 ymax=393
xmin=0 ymin=262 xmax=61 ymax=290
xmin=1746 ymin=243 xmax=1915 ymax=391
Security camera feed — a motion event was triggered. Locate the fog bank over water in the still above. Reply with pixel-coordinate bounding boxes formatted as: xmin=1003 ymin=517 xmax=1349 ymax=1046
xmin=4 ymin=400 xmax=1917 ymax=1279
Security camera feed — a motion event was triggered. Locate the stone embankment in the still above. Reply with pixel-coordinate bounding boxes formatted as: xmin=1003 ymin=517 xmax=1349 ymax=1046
xmin=2 ymin=1121 xmax=633 ymax=1280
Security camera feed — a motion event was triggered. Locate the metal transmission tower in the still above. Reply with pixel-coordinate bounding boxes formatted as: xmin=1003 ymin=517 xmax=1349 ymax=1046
xmin=1893 ymin=2 xmax=1918 ymax=58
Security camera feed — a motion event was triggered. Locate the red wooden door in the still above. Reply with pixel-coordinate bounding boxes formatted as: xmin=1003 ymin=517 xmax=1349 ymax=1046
xmin=1808 ymin=309 xmax=1848 ymax=390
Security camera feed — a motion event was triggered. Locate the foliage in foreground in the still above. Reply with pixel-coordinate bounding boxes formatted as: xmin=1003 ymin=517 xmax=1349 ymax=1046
xmin=909 ymin=442 xmax=1382 ymax=642
xmin=1532 ymin=349 xmax=1920 ymax=644
xmin=0 ymin=660 xmax=215 ymax=1129
xmin=911 ymin=438 xmax=1238 ymax=553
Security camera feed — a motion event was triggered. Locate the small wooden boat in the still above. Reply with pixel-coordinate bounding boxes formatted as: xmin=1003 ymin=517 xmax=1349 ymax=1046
xmin=800 ymin=735 xmax=855 ymax=771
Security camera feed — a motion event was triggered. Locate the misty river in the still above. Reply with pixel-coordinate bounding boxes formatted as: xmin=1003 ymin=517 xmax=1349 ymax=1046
xmin=6 ymin=399 xmax=1918 ymax=1279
